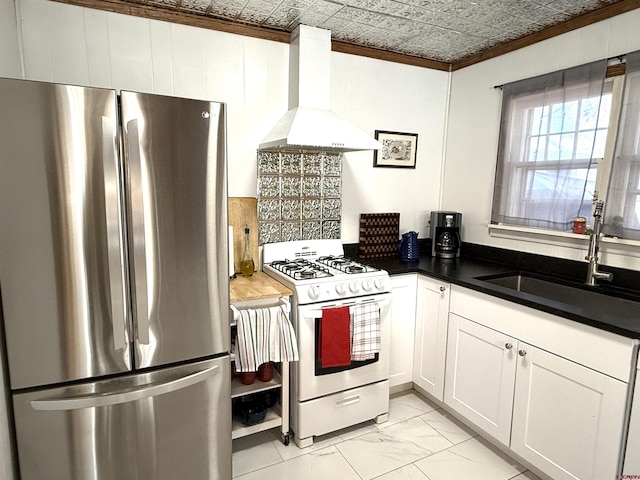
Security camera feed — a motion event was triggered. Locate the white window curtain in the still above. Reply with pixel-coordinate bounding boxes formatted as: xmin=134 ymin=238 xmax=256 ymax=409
xmin=491 ymin=60 xmax=609 ymax=231
xmin=604 ymin=50 xmax=640 ymax=240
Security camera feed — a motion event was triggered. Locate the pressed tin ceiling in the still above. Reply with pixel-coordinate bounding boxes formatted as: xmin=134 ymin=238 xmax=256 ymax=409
xmin=57 ymin=0 xmax=640 ymax=69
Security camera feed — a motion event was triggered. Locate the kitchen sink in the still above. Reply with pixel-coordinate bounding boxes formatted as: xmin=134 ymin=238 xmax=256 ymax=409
xmin=476 ymin=272 xmax=640 ymax=318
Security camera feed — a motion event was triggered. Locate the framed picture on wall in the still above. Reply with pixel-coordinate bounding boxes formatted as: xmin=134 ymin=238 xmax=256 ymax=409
xmin=373 ymin=130 xmax=418 ymax=168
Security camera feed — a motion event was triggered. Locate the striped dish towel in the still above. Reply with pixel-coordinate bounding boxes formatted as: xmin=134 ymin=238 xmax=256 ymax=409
xmin=235 ymin=305 xmax=299 ymax=372
xmin=350 ymin=303 xmax=380 ymax=361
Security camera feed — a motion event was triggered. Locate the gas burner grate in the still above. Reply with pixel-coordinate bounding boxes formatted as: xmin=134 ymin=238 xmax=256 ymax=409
xmin=269 ymin=259 xmax=333 ymax=280
xmin=316 ymin=256 xmax=379 ymax=274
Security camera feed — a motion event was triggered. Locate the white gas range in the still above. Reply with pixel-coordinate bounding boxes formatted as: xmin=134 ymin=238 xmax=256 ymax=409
xmin=262 ymin=239 xmax=391 ymax=448
xmin=262 ymin=239 xmax=391 ymax=304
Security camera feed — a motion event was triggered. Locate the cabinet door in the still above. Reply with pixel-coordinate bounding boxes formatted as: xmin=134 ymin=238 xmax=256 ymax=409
xmin=413 ymin=276 xmax=449 ymax=400
xmin=389 ymin=274 xmax=417 ymax=388
xmin=444 ymin=314 xmax=516 ymax=445
xmin=511 ymin=343 xmax=628 ymax=480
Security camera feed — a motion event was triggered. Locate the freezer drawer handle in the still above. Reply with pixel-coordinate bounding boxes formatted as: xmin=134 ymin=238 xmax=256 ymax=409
xmin=30 ymin=365 xmax=220 ymax=411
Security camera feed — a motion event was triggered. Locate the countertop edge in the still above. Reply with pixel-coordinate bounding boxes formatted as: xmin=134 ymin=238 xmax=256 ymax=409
xmin=373 ymin=257 xmax=640 ymax=340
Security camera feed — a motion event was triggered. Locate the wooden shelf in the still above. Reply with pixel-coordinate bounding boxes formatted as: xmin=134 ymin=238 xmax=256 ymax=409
xmin=229 ymin=286 xmax=291 ymax=444
xmin=232 ymin=403 xmax=282 ymax=440
xmin=231 ymin=369 xmax=282 ymax=399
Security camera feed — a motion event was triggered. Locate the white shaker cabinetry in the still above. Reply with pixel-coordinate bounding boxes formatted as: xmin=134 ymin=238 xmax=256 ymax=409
xmin=444 ymin=314 xmax=516 ymax=445
xmin=389 ymin=274 xmax=417 ymax=390
xmin=445 ymin=285 xmax=636 ymax=480
xmin=413 ymin=276 xmax=450 ymax=401
xmin=623 ymin=358 xmax=640 ymax=476
xmin=511 ymin=342 xmax=628 ymax=480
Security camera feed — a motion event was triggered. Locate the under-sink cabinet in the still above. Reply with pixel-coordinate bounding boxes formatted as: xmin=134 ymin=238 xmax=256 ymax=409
xmin=413 ymin=275 xmax=450 ymax=401
xmin=446 ymin=285 xmax=637 ymax=480
xmin=389 ymin=274 xmax=417 ymax=389
xmin=229 ymin=272 xmax=293 ymax=444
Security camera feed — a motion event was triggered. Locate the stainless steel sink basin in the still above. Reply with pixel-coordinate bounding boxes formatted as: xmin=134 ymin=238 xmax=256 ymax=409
xmin=476 ymin=272 xmax=640 ymax=319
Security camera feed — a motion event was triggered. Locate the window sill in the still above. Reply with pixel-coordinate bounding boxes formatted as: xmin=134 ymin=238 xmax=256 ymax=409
xmin=488 ymin=223 xmax=640 ymax=257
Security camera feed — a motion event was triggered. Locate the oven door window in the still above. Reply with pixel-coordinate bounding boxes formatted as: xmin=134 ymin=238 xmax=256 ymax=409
xmin=313 ymin=317 xmax=378 ymax=376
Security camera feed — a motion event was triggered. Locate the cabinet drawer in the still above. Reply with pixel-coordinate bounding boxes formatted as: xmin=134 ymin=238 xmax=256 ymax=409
xmin=296 ymin=380 xmax=389 ymax=440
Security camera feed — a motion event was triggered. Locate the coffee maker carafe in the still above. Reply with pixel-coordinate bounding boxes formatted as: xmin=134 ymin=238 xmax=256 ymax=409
xmin=430 ymin=211 xmax=462 ymax=259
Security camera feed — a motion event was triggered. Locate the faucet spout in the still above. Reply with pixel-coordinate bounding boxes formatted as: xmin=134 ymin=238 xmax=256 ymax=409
xmin=585 ymin=201 xmax=613 ymax=286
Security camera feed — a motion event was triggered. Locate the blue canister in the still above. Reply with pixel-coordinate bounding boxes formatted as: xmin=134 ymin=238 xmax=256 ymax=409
xmin=399 ymin=231 xmax=420 ymax=260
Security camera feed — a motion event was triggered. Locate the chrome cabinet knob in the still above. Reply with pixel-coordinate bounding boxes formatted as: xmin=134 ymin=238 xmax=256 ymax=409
xmin=439 ymin=286 xmax=446 ymax=292
xmin=518 ymin=349 xmax=527 ymax=357
xmin=505 ymin=343 xmax=513 ymax=350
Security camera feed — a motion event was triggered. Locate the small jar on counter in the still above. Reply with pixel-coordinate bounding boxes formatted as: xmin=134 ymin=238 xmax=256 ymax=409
xmin=573 ymin=217 xmax=587 ymax=234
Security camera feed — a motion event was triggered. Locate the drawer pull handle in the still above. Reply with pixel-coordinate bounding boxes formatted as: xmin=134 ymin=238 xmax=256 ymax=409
xmin=336 ymin=395 xmax=360 ymax=408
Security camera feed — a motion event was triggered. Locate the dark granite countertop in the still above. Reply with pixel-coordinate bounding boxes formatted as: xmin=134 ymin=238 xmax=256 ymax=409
xmin=360 ymin=244 xmax=640 ymax=340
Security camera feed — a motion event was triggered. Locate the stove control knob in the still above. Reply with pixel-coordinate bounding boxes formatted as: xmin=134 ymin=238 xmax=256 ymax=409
xmin=349 ymin=281 xmax=360 ymax=293
xmin=308 ymin=285 xmax=320 ymax=300
xmin=374 ymin=278 xmax=385 ymax=290
xmin=335 ymin=283 xmax=347 ymax=296
xmin=362 ymin=279 xmax=373 ymax=292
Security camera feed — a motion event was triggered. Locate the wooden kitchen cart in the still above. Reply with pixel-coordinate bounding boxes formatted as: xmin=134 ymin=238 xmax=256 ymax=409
xmin=229 ymin=271 xmax=293 ymax=445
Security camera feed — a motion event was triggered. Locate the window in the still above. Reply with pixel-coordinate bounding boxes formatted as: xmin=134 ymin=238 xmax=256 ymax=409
xmin=516 ymin=85 xmax=612 ymax=221
xmin=492 ymin=52 xmax=640 ymax=242
xmin=492 ymin=59 xmax=613 ymax=232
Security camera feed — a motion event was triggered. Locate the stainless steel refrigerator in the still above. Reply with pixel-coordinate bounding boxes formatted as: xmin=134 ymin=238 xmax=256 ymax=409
xmin=0 ymin=77 xmax=231 ymax=480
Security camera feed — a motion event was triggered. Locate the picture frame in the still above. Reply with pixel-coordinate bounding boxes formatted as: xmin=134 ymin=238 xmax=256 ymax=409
xmin=373 ymin=130 xmax=418 ymax=168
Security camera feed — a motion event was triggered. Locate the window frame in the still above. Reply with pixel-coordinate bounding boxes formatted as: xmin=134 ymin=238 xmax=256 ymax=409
xmin=492 ymin=68 xmax=625 ymax=233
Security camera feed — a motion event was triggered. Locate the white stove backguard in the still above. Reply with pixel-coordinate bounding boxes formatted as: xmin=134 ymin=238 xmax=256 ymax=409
xmin=262 ymin=239 xmax=344 ymax=264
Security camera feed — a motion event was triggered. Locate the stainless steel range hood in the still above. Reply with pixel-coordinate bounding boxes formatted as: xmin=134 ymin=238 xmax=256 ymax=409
xmin=259 ymin=25 xmax=382 ymax=153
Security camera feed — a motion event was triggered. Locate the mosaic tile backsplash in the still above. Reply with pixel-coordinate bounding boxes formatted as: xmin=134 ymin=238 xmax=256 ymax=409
xmin=257 ymin=151 xmax=342 ymax=244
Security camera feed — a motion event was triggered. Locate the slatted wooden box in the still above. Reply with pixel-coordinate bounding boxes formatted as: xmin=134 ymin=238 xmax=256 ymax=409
xmin=358 ymin=213 xmax=400 ymax=259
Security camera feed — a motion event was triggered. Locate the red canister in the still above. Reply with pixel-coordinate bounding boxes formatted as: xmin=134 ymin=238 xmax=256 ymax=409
xmin=573 ymin=217 xmax=587 ymax=234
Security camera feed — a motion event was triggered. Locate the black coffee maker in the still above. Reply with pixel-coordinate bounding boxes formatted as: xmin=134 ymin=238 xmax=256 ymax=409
xmin=430 ymin=211 xmax=462 ymax=259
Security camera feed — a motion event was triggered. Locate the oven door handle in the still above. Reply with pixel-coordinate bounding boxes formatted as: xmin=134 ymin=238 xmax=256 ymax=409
xmin=303 ymin=299 xmax=390 ymax=320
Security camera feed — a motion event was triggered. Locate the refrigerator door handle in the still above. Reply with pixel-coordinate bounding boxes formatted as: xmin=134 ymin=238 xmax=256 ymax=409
xmin=30 ymin=364 xmax=221 ymax=411
xmin=126 ymin=119 xmax=150 ymax=345
xmin=102 ymin=116 xmax=127 ymax=351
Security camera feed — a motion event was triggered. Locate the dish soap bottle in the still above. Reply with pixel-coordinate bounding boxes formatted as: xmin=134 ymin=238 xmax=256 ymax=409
xmin=240 ymin=225 xmax=254 ymax=277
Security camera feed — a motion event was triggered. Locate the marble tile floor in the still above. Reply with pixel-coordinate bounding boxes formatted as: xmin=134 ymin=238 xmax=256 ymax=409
xmin=232 ymin=391 xmax=543 ymax=480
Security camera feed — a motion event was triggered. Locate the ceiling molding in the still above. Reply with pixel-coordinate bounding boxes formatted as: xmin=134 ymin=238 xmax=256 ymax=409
xmin=451 ymin=0 xmax=640 ymax=71
xmin=50 ymin=0 xmax=291 ymax=43
xmin=331 ymin=41 xmax=450 ymax=72
xmin=50 ymin=0 xmax=640 ymax=73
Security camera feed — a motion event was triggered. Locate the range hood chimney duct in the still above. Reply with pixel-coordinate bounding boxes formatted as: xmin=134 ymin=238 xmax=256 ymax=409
xmin=259 ymin=25 xmax=382 ymax=153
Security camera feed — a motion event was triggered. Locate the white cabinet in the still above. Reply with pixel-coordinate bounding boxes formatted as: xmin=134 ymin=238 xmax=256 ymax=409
xmin=446 ymin=286 xmax=636 ymax=480
xmin=413 ymin=276 xmax=450 ymax=400
xmin=623 ymin=359 xmax=640 ymax=476
xmin=389 ymin=274 xmax=417 ymax=389
xmin=511 ymin=342 xmax=628 ymax=480
xmin=444 ymin=314 xmax=516 ymax=445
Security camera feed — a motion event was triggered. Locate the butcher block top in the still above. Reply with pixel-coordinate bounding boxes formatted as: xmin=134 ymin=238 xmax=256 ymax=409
xmin=230 ymin=271 xmax=292 ymax=302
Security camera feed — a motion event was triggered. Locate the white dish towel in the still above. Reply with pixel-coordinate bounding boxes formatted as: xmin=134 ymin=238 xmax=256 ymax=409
xmin=235 ymin=304 xmax=299 ymax=372
xmin=350 ymin=303 xmax=380 ymax=361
